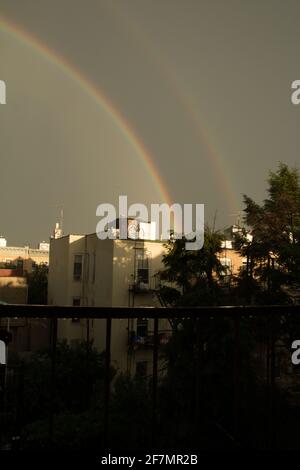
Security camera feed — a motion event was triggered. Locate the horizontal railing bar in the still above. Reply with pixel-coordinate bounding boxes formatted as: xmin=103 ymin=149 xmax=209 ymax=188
xmin=0 ymin=304 xmax=298 ymax=319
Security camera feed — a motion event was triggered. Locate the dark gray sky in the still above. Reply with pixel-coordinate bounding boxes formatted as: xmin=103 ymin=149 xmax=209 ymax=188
xmin=0 ymin=0 xmax=299 ymax=246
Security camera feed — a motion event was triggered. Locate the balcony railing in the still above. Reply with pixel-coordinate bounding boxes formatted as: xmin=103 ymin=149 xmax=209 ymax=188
xmin=0 ymin=304 xmax=299 ymax=450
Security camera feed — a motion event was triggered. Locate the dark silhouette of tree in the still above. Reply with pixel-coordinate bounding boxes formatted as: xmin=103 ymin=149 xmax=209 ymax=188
xmin=26 ymin=265 xmax=48 ymax=304
xmin=238 ymin=163 xmax=300 ymax=303
xmin=159 ymin=227 xmax=225 ymax=306
xmin=19 ymin=340 xmax=109 ymax=449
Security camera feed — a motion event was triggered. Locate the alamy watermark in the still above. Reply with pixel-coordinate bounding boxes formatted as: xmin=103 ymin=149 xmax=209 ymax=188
xmin=0 ymin=340 xmax=6 ymax=365
xmin=0 ymin=80 xmax=6 ymax=104
xmin=96 ymin=196 xmax=204 ymax=251
xmin=291 ymin=340 xmax=300 ymax=365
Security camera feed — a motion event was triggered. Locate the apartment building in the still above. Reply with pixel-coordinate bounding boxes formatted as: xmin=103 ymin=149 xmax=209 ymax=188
xmin=0 ymin=237 xmax=50 ymax=354
xmin=0 ymin=237 xmax=49 ymax=304
xmin=0 ymin=237 xmax=49 ymax=272
xmin=218 ymin=225 xmax=250 ymax=283
xmin=48 ymin=224 xmax=170 ymax=376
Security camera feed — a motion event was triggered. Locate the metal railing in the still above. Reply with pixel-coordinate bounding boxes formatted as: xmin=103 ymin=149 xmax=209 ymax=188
xmin=0 ymin=304 xmax=299 ymax=450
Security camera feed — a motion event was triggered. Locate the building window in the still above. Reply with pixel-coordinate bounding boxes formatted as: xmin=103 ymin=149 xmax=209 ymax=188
xmin=73 ymin=254 xmax=83 ymax=281
xmin=137 ymin=256 xmax=149 ymax=284
xmin=241 ymin=257 xmax=248 ymax=272
xmin=136 ymin=318 xmax=148 ymax=337
xmin=1 ymin=260 xmax=15 ymax=269
xmin=136 ymin=361 xmax=147 ymax=378
xmin=219 ymin=257 xmax=232 ymax=275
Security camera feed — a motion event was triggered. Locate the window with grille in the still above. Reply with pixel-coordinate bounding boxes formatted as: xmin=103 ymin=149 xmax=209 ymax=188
xmin=73 ymin=254 xmax=83 ymax=281
xmin=137 ymin=256 xmax=149 ymax=284
xmin=219 ymin=257 xmax=232 ymax=275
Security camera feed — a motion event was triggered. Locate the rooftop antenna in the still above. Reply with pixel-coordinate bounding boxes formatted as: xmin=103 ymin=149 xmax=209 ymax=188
xmin=50 ymin=203 xmax=64 ymax=237
xmin=60 ymin=207 xmax=64 ymax=235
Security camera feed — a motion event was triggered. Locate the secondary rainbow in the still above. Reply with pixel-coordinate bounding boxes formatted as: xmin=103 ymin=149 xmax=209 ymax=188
xmin=106 ymin=3 xmax=239 ymax=214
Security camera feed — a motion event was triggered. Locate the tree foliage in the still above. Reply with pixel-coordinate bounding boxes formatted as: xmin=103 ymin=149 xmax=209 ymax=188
xmin=159 ymin=227 xmax=225 ymax=306
xmin=240 ymin=163 xmax=300 ymax=303
xmin=26 ymin=265 xmax=48 ymax=304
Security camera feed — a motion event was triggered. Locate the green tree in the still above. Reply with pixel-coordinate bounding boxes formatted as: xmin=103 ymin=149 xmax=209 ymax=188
xmin=26 ymin=265 xmax=48 ymax=304
xmin=19 ymin=340 xmax=110 ymax=449
xmin=240 ymin=163 xmax=300 ymax=303
xmin=22 ymin=340 xmax=106 ymax=422
xmin=159 ymin=227 xmax=225 ymax=306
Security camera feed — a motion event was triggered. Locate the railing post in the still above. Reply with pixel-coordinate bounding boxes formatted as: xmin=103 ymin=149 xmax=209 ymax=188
xmin=233 ymin=314 xmax=241 ymax=438
xmin=15 ymin=365 xmax=24 ymax=446
xmin=104 ymin=317 xmax=112 ymax=449
xmin=193 ymin=318 xmax=201 ymax=439
xmin=152 ymin=316 xmax=159 ymax=446
xmin=85 ymin=319 xmax=90 ymax=408
xmin=267 ymin=313 xmax=275 ymax=449
xmin=0 ymin=365 xmax=4 ymax=447
xmin=49 ymin=316 xmax=57 ymax=447
xmin=270 ymin=319 xmax=275 ymax=448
